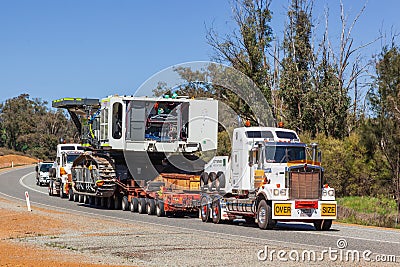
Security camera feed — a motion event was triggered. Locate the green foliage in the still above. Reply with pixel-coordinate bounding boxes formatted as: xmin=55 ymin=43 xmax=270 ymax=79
xmin=280 ymin=0 xmax=350 ymax=138
xmin=207 ymin=0 xmax=274 ymax=110
xmin=301 ymin=131 xmax=392 ymax=197
xmin=0 ymin=94 xmax=78 ymax=160
xmin=338 ymin=196 xmax=397 ymax=216
xmin=368 ymin=45 xmax=400 ymax=219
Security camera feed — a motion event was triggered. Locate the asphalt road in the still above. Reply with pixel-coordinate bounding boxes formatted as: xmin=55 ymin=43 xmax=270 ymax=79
xmin=1 ymin=166 xmax=400 ymax=264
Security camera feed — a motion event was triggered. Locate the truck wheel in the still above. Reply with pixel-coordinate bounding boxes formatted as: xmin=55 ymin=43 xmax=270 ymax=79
xmin=257 ymin=200 xmax=276 ymax=230
xmin=200 ymin=196 xmax=210 ymax=222
xmin=59 ymin=183 xmax=66 ymax=198
xmin=48 ymin=184 xmax=53 ymax=196
xmin=212 ymin=199 xmax=221 ymax=224
xmin=314 ymin=219 xmax=332 ymax=231
xmin=106 ymin=197 xmax=114 ymax=209
xmin=114 ymin=195 xmax=121 ymax=210
xmin=156 ymin=200 xmax=165 ymax=217
xmin=78 ymin=194 xmax=84 ymax=203
xmin=138 ymin=198 xmax=146 ymax=214
xmin=121 ymin=196 xmax=129 ymax=211
xmin=68 ymin=189 xmax=74 ymax=201
xmin=73 ymin=193 xmax=79 ymax=202
xmin=147 ymin=198 xmax=156 ymax=215
xmin=130 ymin=198 xmax=138 ymax=212
xmin=208 ymin=172 xmax=216 ymax=191
xmin=84 ymin=194 xmax=90 ymax=204
xmin=216 ymin=172 xmax=225 ymax=191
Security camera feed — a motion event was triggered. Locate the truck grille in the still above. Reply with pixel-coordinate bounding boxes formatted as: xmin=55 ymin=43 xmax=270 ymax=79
xmin=289 ymin=167 xmax=321 ymax=199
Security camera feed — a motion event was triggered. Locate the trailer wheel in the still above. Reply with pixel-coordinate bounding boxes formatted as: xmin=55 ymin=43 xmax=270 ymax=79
xmin=95 ymin=197 xmax=101 ymax=206
xmin=257 ymin=200 xmax=276 ymax=230
xmin=84 ymin=194 xmax=90 ymax=204
xmin=313 ymin=219 xmax=332 ymax=231
xmin=130 ymin=198 xmax=138 ymax=212
xmin=114 ymin=195 xmax=121 ymax=210
xmin=212 ymin=199 xmax=221 ymax=224
xmin=78 ymin=194 xmax=85 ymax=203
xmin=89 ymin=196 xmax=95 ymax=206
xmin=73 ymin=193 xmax=79 ymax=202
xmin=68 ymin=189 xmax=74 ymax=201
xmin=156 ymin=200 xmax=165 ymax=217
xmin=138 ymin=198 xmax=146 ymax=214
xmin=121 ymin=196 xmax=129 ymax=211
xmin=101 ymin=197 xmax=107 ymax=208
xmin=147 ymin=198 xmax=156 ymax=215
xmin=106 ymin=197 xmax=114 ymax=209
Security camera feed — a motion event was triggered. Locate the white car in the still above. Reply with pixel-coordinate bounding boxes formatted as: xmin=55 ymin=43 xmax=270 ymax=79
xmin=36 ymin=162 xmax=53 ymax=186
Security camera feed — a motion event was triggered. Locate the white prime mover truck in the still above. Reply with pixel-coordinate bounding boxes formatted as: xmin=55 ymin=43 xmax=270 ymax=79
xmin=48 ymin=144 xmax=84 ymax=198
xmin=200 ymin=126 xmax=336 ymax=230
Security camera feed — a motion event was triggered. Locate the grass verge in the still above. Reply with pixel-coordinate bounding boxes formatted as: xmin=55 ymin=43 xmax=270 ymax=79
xmin=337 ymin=196 xmax=400 ymax=229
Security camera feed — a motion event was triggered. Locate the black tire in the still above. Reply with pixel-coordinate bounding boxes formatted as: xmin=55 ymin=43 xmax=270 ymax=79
xmin=314 ymin=219 xmax=332 ymax=231
xmin=257 ymin=200 xmax=276 ymax=230
xmin=95 ymin=197 xmax=101 ymax=206
xmin=73 ymin=193 xmax=79 ymax=202
xmin=208 ymin=172 xmax=216 ymax=191
xmin=48 ymin=183 xmax=53 ymax=196
xmin=59 ymin=183 xmax=66 ymax=198
xmin=106 ymin=197 xmax=114 ymax=209
xmin=200 ymin=172 xmax=208 ymax=189
xmin=138 ymin=198 xmax=146 ymax=214
xmin=89 ymin=196 xmax=95 ymax=205
xmin=216 ymin=172 xmax=225 ymax=191
xmin=101 ymin=197 xmax=107 ymax=208
xmin=156 ymin=200 xmax=165 ymax=217
xmin=114 ymin=195 xmax=121 ymax=210
xmin=130 ymin=198 xmax=138 ymax=212
xmin=212 ymin=198 xmax=221 ymax=224
xmin=121 ymin=196 xmax=129 ymax=211
xmin=200 ymin=196 xmax=210 ymax=222
xmin=147 ymin=198 xmax=156 ymax=215
xmin=84 ymin=194 xmax=90 ymax=204
xmin=68 ymin=189 xmax=74 ymax=201
xmin=78 ymin=194 xmax=85 ymax=203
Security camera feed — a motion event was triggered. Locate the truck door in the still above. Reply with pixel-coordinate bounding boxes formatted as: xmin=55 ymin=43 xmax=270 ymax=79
xmin=232 ymin=151 xmax=239 ymax=188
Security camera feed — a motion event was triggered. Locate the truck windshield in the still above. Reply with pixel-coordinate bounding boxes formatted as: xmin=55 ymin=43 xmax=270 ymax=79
xmin=265 ymin=146 xmax=306 ymax=163
xmin=66 ymin=154 xmax=80 ymax=164
xmin=39 ymin=164 xmax=52 ymax=172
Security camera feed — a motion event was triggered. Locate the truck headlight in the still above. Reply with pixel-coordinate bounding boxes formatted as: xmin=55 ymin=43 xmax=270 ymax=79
xmin=322 ymin=190 xmax=327 ymax=196
xmin=328 ymin=189 xmax=335 ymax=197
xmin=273 ymin=189 xmax=279 ymax=196
xmin=280 ymin=189 xmax=287 ymax=196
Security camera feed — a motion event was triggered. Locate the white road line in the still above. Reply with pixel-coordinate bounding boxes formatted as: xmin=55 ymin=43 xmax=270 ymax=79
xmin=5 ymin=169 xmax=400 ymax=252
xmin=19 ymin=172 xmax=48 ymax=195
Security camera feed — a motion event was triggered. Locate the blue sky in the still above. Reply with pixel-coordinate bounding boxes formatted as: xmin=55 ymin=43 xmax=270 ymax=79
xmin=0 ymin=0 xmax=399 ymax=105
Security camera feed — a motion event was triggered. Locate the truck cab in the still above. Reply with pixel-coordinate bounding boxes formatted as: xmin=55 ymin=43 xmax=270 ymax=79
xmin=201 ymin=126 xmax=336 ymax=231
xmin=49 ymin=144 xmax=84 ymax=197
